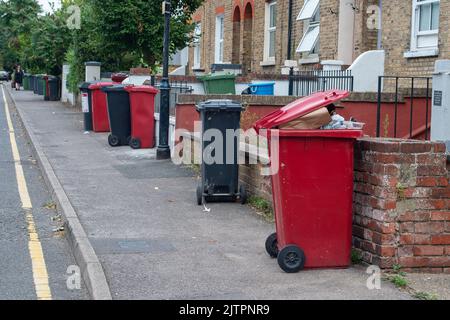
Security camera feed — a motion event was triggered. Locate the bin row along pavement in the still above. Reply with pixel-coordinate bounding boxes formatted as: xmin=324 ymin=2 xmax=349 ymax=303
xmin=5 ymin=86 xmax=414 ymax=300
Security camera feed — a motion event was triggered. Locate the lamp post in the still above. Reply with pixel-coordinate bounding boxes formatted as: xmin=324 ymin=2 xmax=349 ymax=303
xmin=157 ymin=0 xmax=172 ymax=160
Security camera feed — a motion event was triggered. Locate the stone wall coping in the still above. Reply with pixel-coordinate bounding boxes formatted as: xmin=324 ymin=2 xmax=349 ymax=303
xmin=177 ymin=91 xmax=433 ymax=105
xmin=177 ymin=94 xmax=296 ymax=106
xmin=180 ymin=131 xmax=270 ymax=163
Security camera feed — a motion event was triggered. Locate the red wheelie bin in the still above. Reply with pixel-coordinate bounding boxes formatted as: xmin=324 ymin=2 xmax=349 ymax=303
xmin=124 ymin=85 xmax=159 ymax=149
xmin=88 ymin=82 xmax=115 ymax=132
xmin=254 ymin=90 xmax=363 ymax=273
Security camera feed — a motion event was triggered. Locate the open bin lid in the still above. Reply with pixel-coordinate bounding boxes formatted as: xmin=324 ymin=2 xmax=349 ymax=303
xmin=254 ymin=90 xmax=350 ymax=132
xmin=124 ymin=85 xmax=159 ymax=94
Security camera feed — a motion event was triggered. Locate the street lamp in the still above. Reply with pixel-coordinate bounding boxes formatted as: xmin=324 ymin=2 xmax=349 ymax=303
xmin=157 ymin=0 xmax=172 ymax=160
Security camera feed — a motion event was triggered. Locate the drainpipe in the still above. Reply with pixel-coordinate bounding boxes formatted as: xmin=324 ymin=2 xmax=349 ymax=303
xmin=377 ymin=0 xmax=382 ymax=49
xmin=287 ymin=0 xmax=293 ymax=60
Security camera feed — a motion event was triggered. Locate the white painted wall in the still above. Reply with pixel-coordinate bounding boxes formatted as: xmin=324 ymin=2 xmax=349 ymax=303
xmin=170 ymin=47 xmax=189 ymax=67
xmin=431 ymin=60 xmax=450 ymax=153
xmin=338 ymin=0 xmax=356 ymax=65
xmin=154 ymin=113 xmax=176 ymax=153
xmin=122 ymin=75 xmax=151 ymax=85
xmin=347 ymin=50 xmax=385 ymax=92
xmin=85 ymin=62 xmax=101 ymax=82
xmin=61 ymin=64 xmax=75 ymax=106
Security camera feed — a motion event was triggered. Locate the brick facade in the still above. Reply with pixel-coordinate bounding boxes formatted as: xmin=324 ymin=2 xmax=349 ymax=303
xmin=381 ymin=0 xmax=450 ymax=78
xmin=188 ymin=0 xmax=381 ymax=75
xmin=187 ymin=0 xmax=449 ymax=79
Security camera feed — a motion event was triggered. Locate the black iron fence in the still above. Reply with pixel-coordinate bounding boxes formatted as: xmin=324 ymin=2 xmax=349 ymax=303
xmin=288 ymin=69 xmax=354 ymax=96
xmin=376 ymin=76 xmax=432 ymax=140
xmin=150 ymin=75 xmax=193 ymax=116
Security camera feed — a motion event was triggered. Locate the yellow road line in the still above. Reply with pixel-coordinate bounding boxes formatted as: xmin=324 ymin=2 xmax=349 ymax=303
xmin=1 ymin=86 xmax=52 ymax=300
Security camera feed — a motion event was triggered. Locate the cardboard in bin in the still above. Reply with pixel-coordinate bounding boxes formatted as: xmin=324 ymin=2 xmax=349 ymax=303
xmin=279 ymin=107 xmax=331 ymax=130
xmin=254 ymin=90 xmax=350 ymax=133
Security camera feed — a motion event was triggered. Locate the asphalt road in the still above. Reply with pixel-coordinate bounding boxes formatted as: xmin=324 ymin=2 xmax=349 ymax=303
xmin=0 ymin=84 xmax=88 ymax=300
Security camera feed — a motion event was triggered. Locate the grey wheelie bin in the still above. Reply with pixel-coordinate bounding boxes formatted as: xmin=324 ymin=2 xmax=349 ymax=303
xmin=79 ymin=82 xmax=94 ymax=132
xmin=101 ymin=85 xmax=131 ymax=147
xmin=48 ymin=76 xmax=60 ymax=101
xmin=195 ymin=100 xmax=247 ymax=205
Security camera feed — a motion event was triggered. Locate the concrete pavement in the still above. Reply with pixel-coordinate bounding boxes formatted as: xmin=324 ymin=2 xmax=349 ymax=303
xmin=7 ymin=87 xmax=414 ymax=300
xmin=0 ymin=85 xmax=89 ymax=300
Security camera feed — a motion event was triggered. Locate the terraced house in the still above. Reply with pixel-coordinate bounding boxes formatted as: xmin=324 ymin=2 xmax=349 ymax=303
xmin=187 ymin=0 xmax=449 ymax=79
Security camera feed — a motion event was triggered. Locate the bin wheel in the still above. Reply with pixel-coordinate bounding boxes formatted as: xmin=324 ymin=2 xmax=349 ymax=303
xmin=130 ymin=137 xmax=141 ymax=149
xmin=196 ymin=185 xmax=203 ymax=206
xmin=277 ymin=245 xmax=306 ymax=273
xmin=239 ymin=185 xmax=247 ymax=205
xmin=265 ymin=233 xmax=279 ymax=258
xmin=108 ymin=134 xmax=120 ymax=147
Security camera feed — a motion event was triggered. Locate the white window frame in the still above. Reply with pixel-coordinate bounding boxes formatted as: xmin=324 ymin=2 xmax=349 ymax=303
xmin=215 ymin=15 xmax=224 ymax=63
xmin=410 ymin=0 xmax=440 ymax=52
xmin=296 ymin=0 xmax=320 ymax=59
xmin=297 ymin=0 xmax=320 ymax=21
xmin=193 ymin=22 xmax=202 ymax=69
xmin=263 ymin=1 xmax=277 ymax=63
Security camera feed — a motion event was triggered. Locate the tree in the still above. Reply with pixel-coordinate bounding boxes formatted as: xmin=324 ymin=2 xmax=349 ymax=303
xmin=90 ymin=0 xmax=203 ymax=67
xmin=27 ymin=10 xmax=72 ymax=74
xmin=0 ymin=0 xmax=41 ymax=71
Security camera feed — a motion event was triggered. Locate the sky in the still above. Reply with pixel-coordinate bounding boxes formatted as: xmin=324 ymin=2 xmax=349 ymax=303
xmin=37 ymin=0 xmax=61 ymax=14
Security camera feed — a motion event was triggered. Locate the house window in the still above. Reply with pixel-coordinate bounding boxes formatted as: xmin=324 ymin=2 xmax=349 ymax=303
xmin=215 ymin=15 xmax=224 ymax=63
xmin=193 ymin=23 xmax=202 ymax=69
xmin=411 ymin=0 xmax=440 ymax=51
xmin=296 ymin=0 xmax=320 ymax=58
xmin=264 ymin=1 xmax=277 ymax=62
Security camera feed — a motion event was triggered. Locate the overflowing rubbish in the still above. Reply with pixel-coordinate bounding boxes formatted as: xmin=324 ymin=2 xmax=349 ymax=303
xmin=273 ymin=101 xmax=365 ymax=131
xmin=280 ymin=107 xmax=330 ymax=130
xmin=320 ymin=103 xmax=365 ymax=130
xmin=254 ymin=90 xmax=364 ymax=273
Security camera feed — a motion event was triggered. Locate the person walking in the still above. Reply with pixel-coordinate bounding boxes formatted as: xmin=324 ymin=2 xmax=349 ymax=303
xmin=14 ymin=65 xmax=24 ymax=91
xmin=11 ymin=66 xmax=16 ymax=89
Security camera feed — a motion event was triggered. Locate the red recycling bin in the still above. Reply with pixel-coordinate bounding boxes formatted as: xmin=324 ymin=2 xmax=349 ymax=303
xmin=88 ymin=82 xmax=115 ymax=132
xmin=254 ymin=90 xmax=363 ymax=273
xmin=124 ymin=85 xmax=159 ymax=149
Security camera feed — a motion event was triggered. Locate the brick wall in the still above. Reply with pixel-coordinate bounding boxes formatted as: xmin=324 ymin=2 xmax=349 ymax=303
xmin=182 ymin=134 xmax=450 ymax=272
xmin=353 ymin=138 xmax=450 ymax=272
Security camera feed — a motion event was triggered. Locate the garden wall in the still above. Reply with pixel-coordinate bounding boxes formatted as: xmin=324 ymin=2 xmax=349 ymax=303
xmin=180 ymin=134 xmax=450 ymax=272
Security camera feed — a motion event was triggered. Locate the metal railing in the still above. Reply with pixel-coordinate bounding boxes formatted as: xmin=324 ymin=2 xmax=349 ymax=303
xmin=150 ymin=75 xmax=193 ymax=116
xmin=288 ymin=69 xmax=354 ymax=96
xmin=376 ymin=76 xmax=432 ymax=140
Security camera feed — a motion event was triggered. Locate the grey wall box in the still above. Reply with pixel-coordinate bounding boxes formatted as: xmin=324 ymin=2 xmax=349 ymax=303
xmin=431 ymin=60 xmax=450 ymax=154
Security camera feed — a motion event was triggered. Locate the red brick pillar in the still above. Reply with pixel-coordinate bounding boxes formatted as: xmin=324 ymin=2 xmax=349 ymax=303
xmin=353 ymin=138 xmax=450 ymax=272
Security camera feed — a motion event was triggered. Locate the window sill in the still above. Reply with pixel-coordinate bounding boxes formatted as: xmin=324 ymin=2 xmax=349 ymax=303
xmin=403 ymin=48 xmax=439 ymax=59
xmin=260 ymin=60 xmax=276 ymax=67
xmin=299 ymin=56 xmax=320 ymax=64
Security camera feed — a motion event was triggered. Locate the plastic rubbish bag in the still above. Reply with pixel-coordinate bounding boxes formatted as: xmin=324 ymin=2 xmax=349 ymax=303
xmin=321 ymin=114 xmax=365 ymax=130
